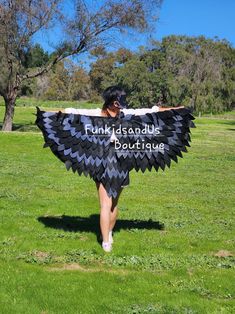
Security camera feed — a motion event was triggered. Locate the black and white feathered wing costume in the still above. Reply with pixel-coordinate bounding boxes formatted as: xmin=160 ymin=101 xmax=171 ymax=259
xmin=35 ymin=107 xmax=195 ymax=198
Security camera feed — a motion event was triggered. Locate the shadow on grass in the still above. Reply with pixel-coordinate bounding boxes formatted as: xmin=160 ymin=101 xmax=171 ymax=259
xmin=220 ymin=120 xmax=235 ymax=126
xmin=38 ymin=214 xmax=164 ymax=243
xmin=0 ymin=122 xmax=38 ymax=132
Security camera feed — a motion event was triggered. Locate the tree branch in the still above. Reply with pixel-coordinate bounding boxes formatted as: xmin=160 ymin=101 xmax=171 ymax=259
xmin=22 ymin=39 xmax=87 ymax=80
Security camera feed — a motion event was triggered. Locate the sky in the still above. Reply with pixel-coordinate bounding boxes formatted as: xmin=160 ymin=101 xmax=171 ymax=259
xmin=155 ymin=0 xmax=235 ymax=46
xmin=35 ymin=0 xmax=235 ymax=66
xmin=122 ymin=0 xmax=235 ymax=50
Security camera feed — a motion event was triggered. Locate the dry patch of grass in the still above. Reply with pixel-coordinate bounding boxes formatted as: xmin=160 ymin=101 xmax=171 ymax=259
xmin=45 ymin=263 xmax=132 ymax=275
xmin=214 ymin=250 xmax=234 ymax=258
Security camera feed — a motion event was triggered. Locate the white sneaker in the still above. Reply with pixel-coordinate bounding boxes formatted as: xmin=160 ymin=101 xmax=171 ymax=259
xmin=109 ymin=231 xmax=114 ymax=244
xmin=102 ymin=241 xmax=112 ymax=252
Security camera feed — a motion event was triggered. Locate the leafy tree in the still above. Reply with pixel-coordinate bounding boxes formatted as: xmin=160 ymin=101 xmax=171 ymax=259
xmin=68 ymin=65 xmax=90 ymax=100
xmin=89 ymin=51 xmax=117 ymax=94
xmin=23 ymin=44 xmax=49 ymax=68
xmin=43 ymin=62 xmax=70 ymax=100
xmin=0 ymin=0 xmax=162 ymax=131
xmin=20 ymin=44 xmax=49 ymax=96
xmin=158 ymin=35 xmax=235 ymax=113
xmin=44 ymin=60 xmax=90 ymax=100
xmin=89 ymin=47 xmax=133 ymax=97
xmin=113 ymin=56 xmax=154 ymax=107
xmin=108 ymin=36 xmax=235 ymax=113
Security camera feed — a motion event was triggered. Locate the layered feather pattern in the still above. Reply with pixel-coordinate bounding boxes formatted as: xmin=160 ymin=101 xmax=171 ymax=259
xmin=35 ymin=107 xmax=195 ymax=198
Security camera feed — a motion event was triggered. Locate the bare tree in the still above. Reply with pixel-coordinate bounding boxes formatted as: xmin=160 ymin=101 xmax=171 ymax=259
xmin=0 ymin=0 xmax=162 ymax=131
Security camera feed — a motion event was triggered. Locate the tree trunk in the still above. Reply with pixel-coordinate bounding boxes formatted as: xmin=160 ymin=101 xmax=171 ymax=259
xmin=2 ymin=96 xmax=16 ymax=131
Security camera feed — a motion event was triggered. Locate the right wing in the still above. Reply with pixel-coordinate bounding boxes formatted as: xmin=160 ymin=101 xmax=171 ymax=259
xmin=35 ymin=107 xmax=129 ymax=198
xmin=114 ymin=107 xmax=196 ymax=172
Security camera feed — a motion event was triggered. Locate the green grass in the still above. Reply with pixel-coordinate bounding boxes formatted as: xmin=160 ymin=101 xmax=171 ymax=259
xmin=0 ymin=98 xmax=102 ymax=132
xmin=0 ymin=105 xmax=235 ymax=313
xmin=0 ymin=96 xmax=102 ymax=108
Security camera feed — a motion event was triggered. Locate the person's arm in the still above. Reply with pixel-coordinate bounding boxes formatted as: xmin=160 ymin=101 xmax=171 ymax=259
xmin=47 ymin=108 xmax=102 ymax=116
xmin=47 ymin=108 xmax=88 ymax=113
xmin=122 ymin=105 xmax=160 ymax=115
xmin=158 ymin=105 xmax=184 ymax=111
xmin=122 ymin=105 xmax=184 ymax=115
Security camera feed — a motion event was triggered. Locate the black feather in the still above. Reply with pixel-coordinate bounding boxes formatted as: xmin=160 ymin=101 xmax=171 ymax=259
xmin=35 ymin=106 xmax=195 ymax=198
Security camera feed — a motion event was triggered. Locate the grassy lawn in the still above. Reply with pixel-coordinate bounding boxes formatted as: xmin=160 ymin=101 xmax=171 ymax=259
xmin=0 ymin=97 xmax=101 ymax=132
xmin=0 ymin=96 xmax=101 ymax=109
xmin=0 ymin=105 xmax=234 ymax=313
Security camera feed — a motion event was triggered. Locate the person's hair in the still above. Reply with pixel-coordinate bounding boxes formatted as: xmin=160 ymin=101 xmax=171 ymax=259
xmin=102 ymin=86 xmax=126 ymax=110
